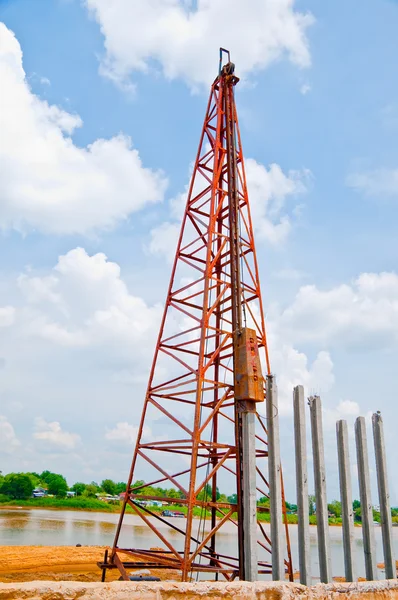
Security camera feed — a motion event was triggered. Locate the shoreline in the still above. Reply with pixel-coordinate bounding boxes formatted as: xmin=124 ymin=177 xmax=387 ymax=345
xmin=0 ymin=504 xmax=351 ymax=526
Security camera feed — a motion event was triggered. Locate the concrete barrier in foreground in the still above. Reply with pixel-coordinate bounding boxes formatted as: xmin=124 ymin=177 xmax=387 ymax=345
xmin=1 ymin=580 xmax=398 ymax=600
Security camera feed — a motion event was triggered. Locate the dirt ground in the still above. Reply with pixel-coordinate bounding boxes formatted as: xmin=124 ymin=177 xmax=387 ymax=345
xmin=0 ymin=546 xmax=179 ymax=583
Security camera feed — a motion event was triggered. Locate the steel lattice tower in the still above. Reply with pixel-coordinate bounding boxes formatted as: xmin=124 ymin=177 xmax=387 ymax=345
xmin=102 ymin=50 xmax=292 ymax=583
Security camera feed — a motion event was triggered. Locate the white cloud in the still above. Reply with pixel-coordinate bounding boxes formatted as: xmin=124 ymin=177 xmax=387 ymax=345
xmin=0 ymin=415 xmax=20 ymax=453
xmin=0 ymin=306 xmax=15 ymax=327
xmin=0 ymin=23 xmax=167 ymax=235
xmin=105 ymin=422 xmax=151 ymax=445
xmin=323 ymin=399 xmax=361 ymax=431
xmin=33 ymin=417 xmax=81 ymax=451
xmin=84 ymin=0 xmax=314 ymax=90
xmin=300 ymin=83 xmax=311 ymax=95
xmin=276 ymin=272 xmax=398 ymax=348
xmin=245 ymin=160 xmax=310 ymax=245
xmin=147 ymin=221 xmax=180 ymax=262
xmin=347 ymin=168 xmax=398 ymax=198
xmin=16 ymin=248 xmax=163 ymax=356
xmin=267 ymin=334 xmax=335 ymax=415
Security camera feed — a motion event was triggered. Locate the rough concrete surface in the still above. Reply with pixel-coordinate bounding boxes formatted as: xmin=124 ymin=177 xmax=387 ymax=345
xmin=1 ymin=580 xmax=398 ymax=600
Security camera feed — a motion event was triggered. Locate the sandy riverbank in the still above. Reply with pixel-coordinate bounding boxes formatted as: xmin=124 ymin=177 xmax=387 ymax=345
xmin=0 ymin=546 xmax=179 ymax=583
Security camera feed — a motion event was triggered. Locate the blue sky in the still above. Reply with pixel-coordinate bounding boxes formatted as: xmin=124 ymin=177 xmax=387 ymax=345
xmin=1 ymin=0 xmax=398 ymax=507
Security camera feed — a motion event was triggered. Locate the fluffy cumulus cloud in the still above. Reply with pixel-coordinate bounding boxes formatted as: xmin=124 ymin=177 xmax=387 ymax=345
xmin=276 ymin=271 xmax=398 ymax=348
xmin=245 ymin=160 xmax=310 ymax=244
xmin=84 ymin=0 xmax=314 ymax=90
xmin=33 ymin=417 xmax=81 ymax=452
xmin=0 ymin=415 xmax=20 ymax=453
xmin=0 ymin=23 xmax=167 ymax=235
xmin=105 ymin=422 xmax=151 ymax=446
xmin=14 ymin=247 xmax=163 ymax=358
xmin=265 ymin=328 xmax=335 ymax=415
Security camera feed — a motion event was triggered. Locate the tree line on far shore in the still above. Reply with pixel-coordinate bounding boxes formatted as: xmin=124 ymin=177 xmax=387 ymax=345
xmin=1 ymin=470 xmax=397 ymax=524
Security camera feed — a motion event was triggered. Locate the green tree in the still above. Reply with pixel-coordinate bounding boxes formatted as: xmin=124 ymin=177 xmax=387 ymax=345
xmin=47 ymin=474 xmax=68 ymax=498
xmin=353 ymin=499 xmax=361 ymax=511
xmin=101 ymin=479 xmax=116 ymax=495
xmin=308 ymin=494 xmax=316 ymax=516
xmin=328 ymin=500 xmax=342 ymax=518
xmin=258 ymin=496 xmax=270 ymax=506
xmin=131 ymin=480 xmax=145 ymax=494
xmin=0 ymin=473 xmax=34 ymax=499
xmin=70 ymin=482 xmax=86 ymax=496
xmin=83 ymin=484 xmax=98 ymax=498
xmin=227 ymin=494 xmax=237 ymax=504
xmin=115 ymin=482 xmax=127 ymax=494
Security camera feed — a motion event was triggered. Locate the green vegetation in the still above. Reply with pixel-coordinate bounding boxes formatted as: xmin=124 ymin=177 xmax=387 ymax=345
xmin=0 ymin=473 xmax=34 ymax=499
xmin=0 ymin=471 xmax=386 ymax=525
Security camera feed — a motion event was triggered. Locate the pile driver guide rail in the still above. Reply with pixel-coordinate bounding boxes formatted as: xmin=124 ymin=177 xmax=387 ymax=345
xmin=102 ymin=50 xmax=293 ymax=583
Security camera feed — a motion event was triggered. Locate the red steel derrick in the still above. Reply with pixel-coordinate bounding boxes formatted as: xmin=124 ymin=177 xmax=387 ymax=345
xmin=101 ymin=50 xmax=292 ymax=583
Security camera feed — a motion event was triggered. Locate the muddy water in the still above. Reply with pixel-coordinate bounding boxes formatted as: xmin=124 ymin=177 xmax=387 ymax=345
xmin=1 ymin=508 xmax=397 ymax=582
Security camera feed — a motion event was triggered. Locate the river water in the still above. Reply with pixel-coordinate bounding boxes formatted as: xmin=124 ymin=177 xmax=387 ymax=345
xmin=1 ymin=508 xmax=397 ymax=582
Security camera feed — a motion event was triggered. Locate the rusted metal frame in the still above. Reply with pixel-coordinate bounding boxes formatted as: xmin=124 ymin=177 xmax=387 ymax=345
xmin=218 ymin=410 xmax=268 ymax=446
xmin=179 ymin=231 xmax=207 ymax=256
xmin=127 ymin=462 xmax=203 ymax=492
xmin=112 ymin=552 xmax=130 ymax=580
xmin=242 ymin=301 xmax=263 ymax=341
xmin=258 ymin=521 xmax=273 ymax=549
xmin=151 ymin=372 xmax=196 ymax=392
xmin=219 ymin=462 xmax=269 ymax=498
xmin=182 ymin=89 xmax=224 ymax=583
xmin=240 ymin=257 xmax=259 ymax=295
xmin=206 ymin=284 xmax=229 ymax=322
xmin=191 ymin=193 xmax=215 ymax=216
xmin=177 ymin=254 xmax=207 ymax=275
xmin=241 ymin=293 xmax=260 ymax=307
xmin=209 ymin=239 xmax=228 ymax=272
xmin=256 ymin=466 xmax=270 ymax=490
xmin=167 ymin=300 xmax=204 ymax=325
xmin=111 ymin=81 xmax=218 ymax=573
xmin=114 ymin=550 xmax=181 ymax=570
xmin=186 ymin=212 xmax=211 ymax=238
xmin=197 ymin=439 xmax=234 ymax=450
xmin=140 ymin=441 xmax=192 ymax=449
xmin=178 ymin=253 xmax=208 ymax=270
xmin=137 ymin=450 xmax=188 ymax=497
xmin=186 ymin=208 xmax=212 ymax=245
xmin=190 ymin=509 xmax=235 ymax=563
xmin=198 ymin=389 xmax=231 ymax=435
xmin=151 ymin=395 xmax=196 ymax=407
xmin=177 ymin=253 xmax=207 ymax=272
xmin=126 ymin=499 xmax=183 ymax=563
xmin=147 ymin=399 xmax=192 ymax=436
xmin=256 ymin=412 xmax=268 ymax=438
xmin=161 ymin=327 xmax=201 ymax=347
xmin=202 ymin=334 xmax=230 ymax=374
xmin=161 ymin=343 xmax=205 ymax=358
xmin=171 ymin=277 xmax=205 ymax=300
xmin=194 ymin=448 xmax=233 ymax=497
xmin=172 ymin=282 xmax=216 ymax=306
xmin=158 ymin=346 xmax=197 ymax=374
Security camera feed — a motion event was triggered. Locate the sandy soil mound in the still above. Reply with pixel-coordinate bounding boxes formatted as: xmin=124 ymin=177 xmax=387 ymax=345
xmin=0 ymin=546 xmax=177 ymax=583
